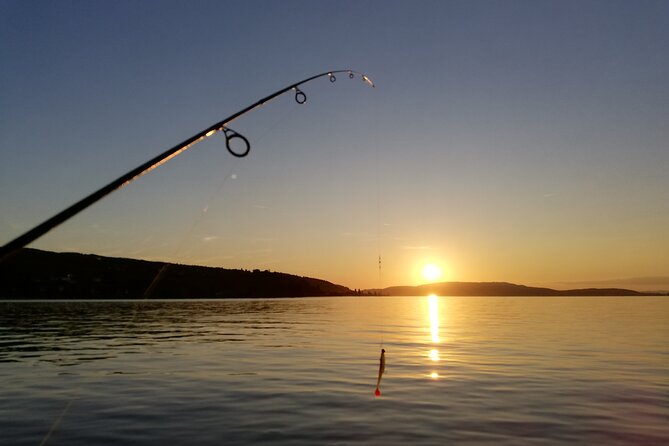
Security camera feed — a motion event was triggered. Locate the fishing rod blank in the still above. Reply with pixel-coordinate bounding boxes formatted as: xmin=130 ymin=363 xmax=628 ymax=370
xmin=0 ymin=70 xmax=374 ymax=262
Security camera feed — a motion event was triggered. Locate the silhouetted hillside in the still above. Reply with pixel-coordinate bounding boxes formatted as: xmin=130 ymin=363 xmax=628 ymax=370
xmin=0 ymin=249 xmax=352 ymax=299
xmin=377 ymin=281 xmax=651 ymax=296
xmin=1 ymin=249 xmax=660 ymax=299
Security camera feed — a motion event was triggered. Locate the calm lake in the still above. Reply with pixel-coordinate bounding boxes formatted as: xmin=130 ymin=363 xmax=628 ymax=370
xmin=1 ymin=296 xmax=667 ymax=445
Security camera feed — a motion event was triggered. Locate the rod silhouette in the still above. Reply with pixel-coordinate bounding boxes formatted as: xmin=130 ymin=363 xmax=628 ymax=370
xmin=0 ymin=70 xmax=374 ymax=262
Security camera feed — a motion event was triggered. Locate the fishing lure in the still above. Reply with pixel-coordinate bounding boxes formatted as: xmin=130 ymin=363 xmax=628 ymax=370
xmin=375 ymin=348 xmax=386 ymax=397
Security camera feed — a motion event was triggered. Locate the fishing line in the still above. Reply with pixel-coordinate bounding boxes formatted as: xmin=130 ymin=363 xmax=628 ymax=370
xmin=142 ymin=157 xmax=242 ymax=298
xmin=370 ymin=88 xmax=383 ymax=293
xmin=370 ymin=92 xmax=389 ymax=397
xmin=376 ymin=123 xmax=383 ymax=291
xmin=39 ymin=399 xmax=73 ymax=446
xmin=142 ymin=103 xmax=301 ymax=298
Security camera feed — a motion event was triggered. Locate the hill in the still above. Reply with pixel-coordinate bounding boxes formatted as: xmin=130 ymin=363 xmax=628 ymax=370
xmin=375 ymin=282 xmax=652 ymax=297
xmin=0 ymin=249 xmax=352 ymax=299
xmin=548 ymin=277 xmax=669 ymax=293
xmin=1 ymin=249 xmax=661 ymax=299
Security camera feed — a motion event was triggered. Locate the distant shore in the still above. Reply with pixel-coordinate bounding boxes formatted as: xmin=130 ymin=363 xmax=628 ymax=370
xmin=368 ymin=282 xmax=665 ymax=297
xmin=0 ymin=249 xmax=665 ymax=299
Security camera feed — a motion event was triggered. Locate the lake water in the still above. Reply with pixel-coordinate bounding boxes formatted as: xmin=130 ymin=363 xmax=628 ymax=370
xmin=1 ymin=296 xmax=667 ymax=445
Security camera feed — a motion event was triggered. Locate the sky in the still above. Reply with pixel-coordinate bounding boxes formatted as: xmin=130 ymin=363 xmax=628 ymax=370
xmin=1 ymin=0 xmax=668 ymax=290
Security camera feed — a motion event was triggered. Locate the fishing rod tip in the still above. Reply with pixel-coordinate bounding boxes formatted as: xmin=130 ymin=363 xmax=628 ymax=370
xmin=361 ymin=75 xmax=375 ymax=88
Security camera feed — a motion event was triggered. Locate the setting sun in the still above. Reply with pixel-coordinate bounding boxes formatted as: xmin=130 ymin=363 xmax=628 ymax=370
xmin=421 ymin=263 xmax=443 ymax=282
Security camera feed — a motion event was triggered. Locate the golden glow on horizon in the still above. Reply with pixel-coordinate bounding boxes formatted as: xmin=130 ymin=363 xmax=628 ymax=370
xmin=421 ymin=263 xmax=443 ymax=282
xmin=413 ymin=258 xmax=452 ymax=286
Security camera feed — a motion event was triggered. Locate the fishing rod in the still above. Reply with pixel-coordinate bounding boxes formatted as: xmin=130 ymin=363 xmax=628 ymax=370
xmin=0 ymin=70 xmax=374 ymax=262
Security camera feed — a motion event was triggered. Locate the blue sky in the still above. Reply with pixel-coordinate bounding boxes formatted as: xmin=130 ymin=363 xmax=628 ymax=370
xmin=1 ymin=0 xmax=668 ymax=289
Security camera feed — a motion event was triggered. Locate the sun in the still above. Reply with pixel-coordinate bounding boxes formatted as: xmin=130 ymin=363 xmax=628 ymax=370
xmin=421 ymin=263 xmax=443 ymax=282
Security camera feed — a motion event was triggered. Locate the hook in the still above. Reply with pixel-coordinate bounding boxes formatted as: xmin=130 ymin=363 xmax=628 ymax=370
xmin=329 ymin=73 xmax=336 ymax=82
xmin=294 ymin=87 xmax=307 ymax=104
xmin=348 ymin=71 xmax=355 ymax=79
xmin=223 ymin=128 xmax=250 ymax=157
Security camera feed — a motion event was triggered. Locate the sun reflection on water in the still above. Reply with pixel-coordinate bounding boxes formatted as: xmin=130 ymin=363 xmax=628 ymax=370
xmin=428 ymin=294 xmax=440 ymax=343
xmin=427 ymin=294 xmax=441 ymax=379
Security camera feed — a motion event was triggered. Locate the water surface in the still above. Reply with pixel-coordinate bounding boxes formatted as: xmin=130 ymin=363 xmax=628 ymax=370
xmin=1 ymin=297 xmax=667 ymax=445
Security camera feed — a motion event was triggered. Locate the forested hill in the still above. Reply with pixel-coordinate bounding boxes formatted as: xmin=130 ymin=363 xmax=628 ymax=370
xmin=0 ymin=249 xmax=352 ymax=299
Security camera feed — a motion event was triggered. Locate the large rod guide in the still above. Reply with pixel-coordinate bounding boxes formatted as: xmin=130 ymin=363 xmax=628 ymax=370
xmin=0 ymin=70 xmax=374 ymax=261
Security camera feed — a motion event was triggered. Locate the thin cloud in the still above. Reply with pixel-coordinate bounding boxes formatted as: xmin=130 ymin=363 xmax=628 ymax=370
xmin=402 ymin=245 xmax=432 ymax=250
